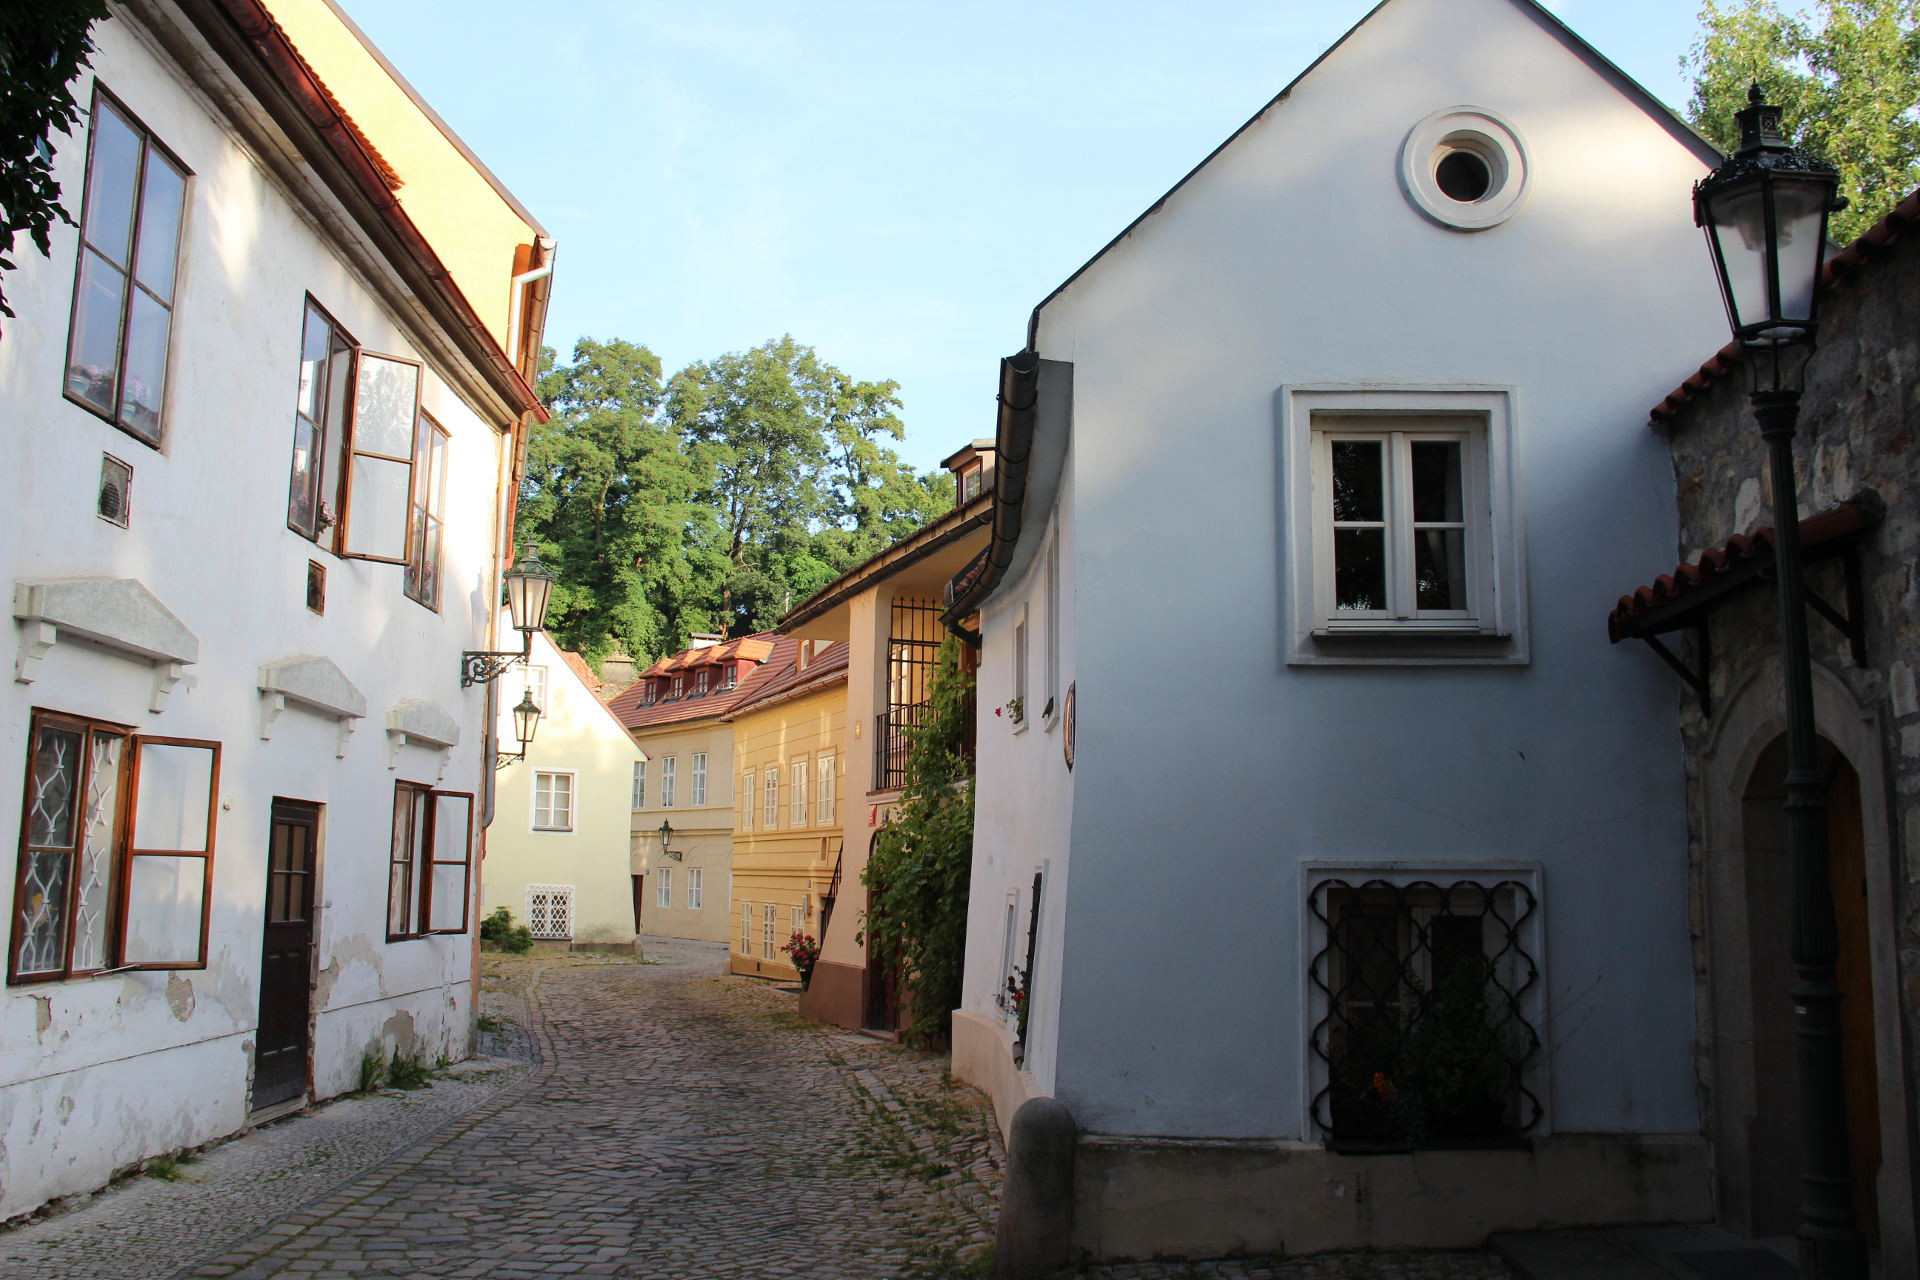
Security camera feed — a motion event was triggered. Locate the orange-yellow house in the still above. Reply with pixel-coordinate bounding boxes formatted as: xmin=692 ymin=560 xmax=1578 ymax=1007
xmin=724 ymin=642 xmax=849 ymax=982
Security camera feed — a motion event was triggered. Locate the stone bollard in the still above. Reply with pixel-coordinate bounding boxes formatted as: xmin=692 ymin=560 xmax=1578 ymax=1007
xmin=994 ymin=1096 xmax=1076 ymax=1278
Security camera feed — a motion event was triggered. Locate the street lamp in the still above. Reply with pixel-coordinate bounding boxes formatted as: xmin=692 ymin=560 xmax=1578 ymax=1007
xmin=462 ymin=544 xmax=558 ymax=686
xmin=657 ymin=820 xmax=682 ymax=863
xmin=1694 ymin=84 xmax=1863 ymax=1280
xmin=493 ymin=689 xmax=542 ymax=769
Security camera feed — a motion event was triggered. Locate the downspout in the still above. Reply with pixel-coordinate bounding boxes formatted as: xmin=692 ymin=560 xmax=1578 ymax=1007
xmin=505 ymin=237 xmax=557 ymax=380
xmin=941 ymin=348 xmax=1041 ymax=643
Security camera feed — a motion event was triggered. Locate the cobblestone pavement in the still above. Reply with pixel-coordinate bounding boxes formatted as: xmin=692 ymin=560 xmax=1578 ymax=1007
xmin=0 ymin=936 xmax=1515 ymax=1280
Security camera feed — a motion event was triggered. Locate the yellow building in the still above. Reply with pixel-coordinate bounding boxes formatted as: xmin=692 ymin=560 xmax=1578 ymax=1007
xmin=724 ymin=642 xmax=850 ymax=982
xmin=609 ymin=635 xmax=784 ymax=944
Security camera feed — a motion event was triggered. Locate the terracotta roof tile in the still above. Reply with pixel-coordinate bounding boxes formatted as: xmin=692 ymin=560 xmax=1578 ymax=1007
xmin=1649 ymin=186 xmax=1920 ymax=427
xmin=724 ymin=642 xmax=850 ymax=720
xmin=609 ymin=634 xmax=793 ymax=731
xmin=1606 ymin=499 xmax=1874 ymax=642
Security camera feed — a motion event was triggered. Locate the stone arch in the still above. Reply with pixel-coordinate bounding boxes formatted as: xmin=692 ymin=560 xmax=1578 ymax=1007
xmin=1697 ymin=653 xmax=1913 ymax=1270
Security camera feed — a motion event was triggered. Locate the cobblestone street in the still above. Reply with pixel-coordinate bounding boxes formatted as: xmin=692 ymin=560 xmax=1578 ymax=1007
xmin=0 ymin=939 xmax=1515 ymax=1280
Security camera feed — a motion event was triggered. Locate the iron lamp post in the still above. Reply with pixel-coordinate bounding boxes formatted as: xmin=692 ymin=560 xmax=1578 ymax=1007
xmin=493 ymin=690 xmax=542 ymax=769
xmin=462 ymin=544 xmax=558 ymax=686
xmin=1694 ymin=84 xmax=1863 ymax=1280
xmin=658 ymin=820 xmax=682 ymax=863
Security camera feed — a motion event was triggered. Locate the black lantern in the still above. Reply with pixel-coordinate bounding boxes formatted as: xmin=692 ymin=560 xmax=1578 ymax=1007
xmin=463 ymin=543 xmax=559 ymax=686
xmin=658 ymin=819 xmax=682 ymax=863
xmin=494 ymin=690 xmax=542 ymax=768
xmin=1696 ymin=86 xmax=1865 ymax=1280
xmin=1693 ymin=84 xmax=1844 ymax=392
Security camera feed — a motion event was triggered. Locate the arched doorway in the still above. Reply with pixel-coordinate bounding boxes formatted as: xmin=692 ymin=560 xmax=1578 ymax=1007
xmin=1733 ymin=739 xmax=1879 ymax=1243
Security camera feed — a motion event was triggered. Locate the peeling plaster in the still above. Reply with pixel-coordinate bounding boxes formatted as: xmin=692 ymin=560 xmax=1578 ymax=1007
xmin=165 ymin=974 xmax=196 ymax=1022
xmin=379 ymin=1009 xmax=416 ymax=1057
xmin=57 ymin=1096 xmax=74 ymax=1126
xmin=32 ymin=996 xmax=50 ymax=1040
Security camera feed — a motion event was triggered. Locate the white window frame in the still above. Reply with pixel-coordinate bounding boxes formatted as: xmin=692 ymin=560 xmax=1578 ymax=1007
xmin=763 ymin=768 xmax=778 ymax=829
xmin=691 ymin=752 xmax=707 ymax=807
xmin=791 ymin=758 xmax=808 ymax=827
xmin=520 ymin=664 xmax=548 ymax=715
xmin=661 ymin=756 xmax=677 ymax=808
xmin=740 ymin=901 xmax=753 ymax=954
xmin=687 ymin=867 xmax=704 ymax=910
xmin=816 ymin=752 xmax=835 ymax=824
xmin=762 ymin=903 xmax=776 ymax=960
xmin=1042 ymin=532 xmax=1061 ymax=728
xmin=740 ymin=769 xmax=753 ymax=831
xmin=531 ymin=770 xmax=575 ymax=832
xmin=1280 ymin=386 xmax=1525 ymax=665
xmin=1296 ymin=860 xmax=1547 ymax=1142
xmin=631 ymin=759 xmax=646 ymax=810
xmin=656 ymin=867 xmax=673 ymax=909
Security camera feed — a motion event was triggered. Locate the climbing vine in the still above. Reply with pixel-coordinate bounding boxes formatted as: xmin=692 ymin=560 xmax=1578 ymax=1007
xmin=861 ymin=637 xmax=974 ymax=1047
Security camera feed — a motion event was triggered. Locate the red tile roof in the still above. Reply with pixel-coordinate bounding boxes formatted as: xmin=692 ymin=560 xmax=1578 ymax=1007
xmin=1649 ymin=187 xmax=1920 ymax=428
xmin=608 ymin=634 xmax=793 ymax=731
xmin=1606 ymin=499 xmax=1875 ymax=643
xmin=724 ymin=642 xmax=850 ymax=720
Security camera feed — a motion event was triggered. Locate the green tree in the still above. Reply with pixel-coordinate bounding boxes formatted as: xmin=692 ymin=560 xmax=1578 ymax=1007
xmin=861 ymin=638 xmax=975 ymax=1047
xmin=0 ymin=0 xmax=109 ymax=323
xmin=1686 ymin=0 xmax=1920 ymax=243
xmin=521 ymin=339 xmax=719 ymax=664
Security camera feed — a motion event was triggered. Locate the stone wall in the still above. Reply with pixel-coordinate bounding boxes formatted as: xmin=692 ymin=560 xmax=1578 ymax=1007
xmin=1649 ymin=203 xmax=1920 ymax=1259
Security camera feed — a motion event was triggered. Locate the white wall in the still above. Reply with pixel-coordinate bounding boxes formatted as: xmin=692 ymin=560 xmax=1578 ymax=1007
xmin=969 ymin=0 xmax=1726 ymax=1144
xmin=0 ymin=14 xmax=509 ymax=1215
xmin=483 ymin=632 xmax=643 ymax=947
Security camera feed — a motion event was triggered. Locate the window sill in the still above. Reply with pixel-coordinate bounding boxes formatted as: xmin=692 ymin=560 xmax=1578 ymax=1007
xmin=1290 ymin=628 xmax=1527 ymax=667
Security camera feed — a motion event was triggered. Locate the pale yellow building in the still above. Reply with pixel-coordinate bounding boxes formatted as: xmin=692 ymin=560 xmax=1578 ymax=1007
xmin=482 ymin=631 xmax=642 ymax=951
xmin=724 ymin=643 xmax=850 ymax=982
xmin=609 ymin=635 xmax=785 ymax=943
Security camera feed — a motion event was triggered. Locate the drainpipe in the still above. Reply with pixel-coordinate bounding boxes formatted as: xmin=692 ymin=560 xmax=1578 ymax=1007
xmin=506 ymin=237 xmax=557 ymax=378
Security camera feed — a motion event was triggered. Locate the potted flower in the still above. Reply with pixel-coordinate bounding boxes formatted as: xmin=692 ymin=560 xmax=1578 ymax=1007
xmin=780 ymin=931 xmax=820 ymax=989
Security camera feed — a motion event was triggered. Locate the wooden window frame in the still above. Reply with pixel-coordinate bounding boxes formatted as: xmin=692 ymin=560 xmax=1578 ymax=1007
xmin=791 ymin=758 xmax=808 ymax=827
xmin=338 ymin=351 xmax=423 ymax=565
xmin=10 ymin=710 xmax=221 ymax=984
xmin=687 ymin=867 xmax=703 ymax=910
xmin=286 ymin=296 xmax=356 ymax=543
xmin=690 ymin=751 xmax=707 ymax=807
xmin=386 ymin=780 xmax=474 ymax=941
xmin=660 ymin=756 xmax=676 ymax=808
xmin=655 ymin=866 xmax=673 ymax=910
xmin=762 ymin=903 xmax=776 ymax=960
xmin=403 ymin=411 xmax=449 ymax=609
xmin=532 ymin=770 xmax=575 ymax=832
xmin=740 ymin=901 xmax=753 ymax=955
xmin=816 ymin=752 xmax=836 ymax=824
xmin=762 ymin=767 xmax=778 ymax=829
xmin=62 ymin=85 xmax=191 ymax=450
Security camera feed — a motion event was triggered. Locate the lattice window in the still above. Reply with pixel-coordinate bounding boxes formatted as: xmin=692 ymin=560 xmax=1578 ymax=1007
xmin=1307 ymin=875 xmax=1541 ymax=1149
xmin=526 ymin=883 xmax=574 ymax=940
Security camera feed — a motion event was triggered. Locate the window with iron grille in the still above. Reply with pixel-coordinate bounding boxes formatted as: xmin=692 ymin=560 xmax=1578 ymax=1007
xmin=875 ymin=596 xmax=942 ymax=790
xmin=526 ymin=883 xmax=573 ymax=940
xmin=1306 ymin=873 xmax=1541 ymax=1150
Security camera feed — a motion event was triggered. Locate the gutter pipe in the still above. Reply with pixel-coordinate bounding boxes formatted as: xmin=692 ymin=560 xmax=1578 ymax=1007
xmin=506 ymin=237 xmax=557 ymax=380
xmin=940 ymin=347 xmax=1040 ymax=644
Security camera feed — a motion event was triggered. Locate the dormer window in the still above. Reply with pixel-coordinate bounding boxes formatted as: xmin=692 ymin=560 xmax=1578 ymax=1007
xmin=958 ymin=463 xmax=984 ymax=504
xmin=722 ymin=666 xmax=738 ymax=691
xmin=695 ymin=668 xmax=710 ymax=695
xmin=669 ymin=675 xmax=684 ymax=699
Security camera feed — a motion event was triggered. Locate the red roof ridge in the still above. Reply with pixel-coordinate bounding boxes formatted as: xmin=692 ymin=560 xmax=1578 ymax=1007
xmin=723 ymin=642 xmax=851 ymax=720
xmin=1649 ymin=186 xmax=1920 ymax=428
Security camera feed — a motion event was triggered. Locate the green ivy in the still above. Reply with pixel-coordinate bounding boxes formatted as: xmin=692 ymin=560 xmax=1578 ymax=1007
xmin=861 ymin=637 xmax=975 ymax=1047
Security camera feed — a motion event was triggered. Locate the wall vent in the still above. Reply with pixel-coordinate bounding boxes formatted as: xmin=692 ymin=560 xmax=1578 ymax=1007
xmin=98 ymin=455 xmax=132 ymax=527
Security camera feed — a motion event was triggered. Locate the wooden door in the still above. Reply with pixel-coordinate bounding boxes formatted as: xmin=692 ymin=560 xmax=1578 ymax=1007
xmin=253 ymin=801 xmax=317 ymax=1111
xmin=1828 ymin=762 xmax=1880 ymax=1244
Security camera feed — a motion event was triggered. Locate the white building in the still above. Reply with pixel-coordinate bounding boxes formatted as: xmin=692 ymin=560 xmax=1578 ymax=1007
xmin=951 ymin=0 xmax=1735 ymax=1259
xmin=482 ymin=632 xmax=645 ymax=952
xmin=1 ymin=0 xmax=550 ymax=1216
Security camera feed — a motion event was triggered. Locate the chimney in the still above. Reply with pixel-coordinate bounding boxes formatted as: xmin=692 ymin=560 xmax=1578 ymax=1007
xmin=687 ymin=633 xmax=722 ymax=650
xmin=598 ymin=650 xmax=639 ymax=696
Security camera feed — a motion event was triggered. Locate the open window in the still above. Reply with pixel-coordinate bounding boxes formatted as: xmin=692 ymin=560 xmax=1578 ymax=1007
xmin=10 ymin=712 xmax=220 ymax=983
xmin=341 ymin=353 xmax=421 ymax=564
xmin=386 ymin=780 xmax=474 ymax=940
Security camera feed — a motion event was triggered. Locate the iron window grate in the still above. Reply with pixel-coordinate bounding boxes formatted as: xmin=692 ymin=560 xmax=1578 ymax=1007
xmin=1307 ymin=876 xmax=1542 ymax=1149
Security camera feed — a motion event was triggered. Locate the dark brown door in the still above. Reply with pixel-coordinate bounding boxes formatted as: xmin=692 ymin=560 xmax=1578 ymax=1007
xmin=1828 ymin=762 xmax=1880 ymax=1244
xmin=253 ymin=801 xmax=317 ymax=1111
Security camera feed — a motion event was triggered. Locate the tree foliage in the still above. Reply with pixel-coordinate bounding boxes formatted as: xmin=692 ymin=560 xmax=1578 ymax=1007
xmin=1687 ymin=0 xmax=1920 ymax=243
xmin=861 ymin=638 xmax=975 ymax=1047
xmin=0 ymin=0 xmax=108 ymax=323
xmin=519 ymin=335 xmax=952 ymax=666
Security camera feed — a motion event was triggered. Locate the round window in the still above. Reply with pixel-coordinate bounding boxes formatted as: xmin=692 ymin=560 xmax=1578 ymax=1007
xmin=1400 ymin=108 xmax=1529 ymax=231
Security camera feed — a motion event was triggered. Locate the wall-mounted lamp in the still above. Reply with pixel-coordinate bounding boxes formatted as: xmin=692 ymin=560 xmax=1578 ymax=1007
xmin=658 ymin=819 xmax=683 ymax=863
xmin=494 ymin=690 xmax=543 ymax=769
xmin=462 ymin=544 xmax=557 ymax=686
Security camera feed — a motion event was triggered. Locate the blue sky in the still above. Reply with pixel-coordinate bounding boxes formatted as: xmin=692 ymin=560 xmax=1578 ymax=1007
xmin=339 ymin=0 xmax=1719 ymax=472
